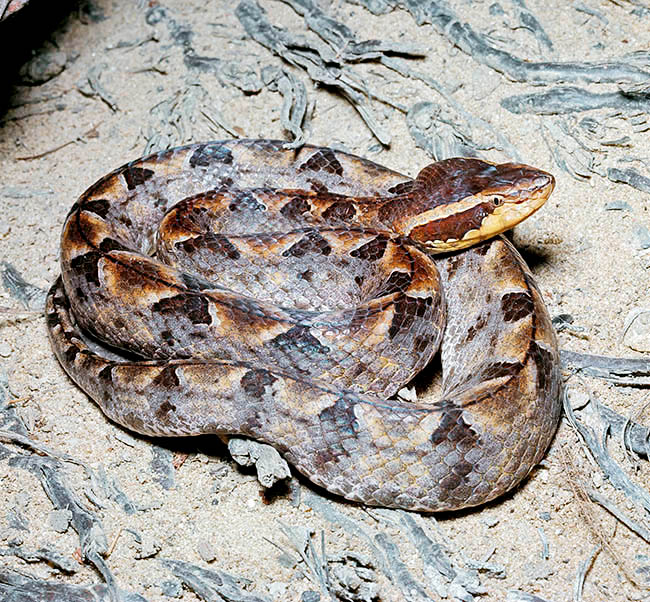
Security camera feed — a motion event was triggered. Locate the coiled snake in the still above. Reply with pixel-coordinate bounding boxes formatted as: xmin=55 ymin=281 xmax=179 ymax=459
xmin=46 ymin=139 xmax=561 ymax=512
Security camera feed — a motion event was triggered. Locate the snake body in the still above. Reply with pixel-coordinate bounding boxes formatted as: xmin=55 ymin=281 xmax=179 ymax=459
xmin=46 ymin=139 xmax=561 ymax=512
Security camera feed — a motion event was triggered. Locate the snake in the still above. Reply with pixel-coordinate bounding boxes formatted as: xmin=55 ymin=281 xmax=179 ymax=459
xmin=45 ymin=139 xmax=562 ymax=512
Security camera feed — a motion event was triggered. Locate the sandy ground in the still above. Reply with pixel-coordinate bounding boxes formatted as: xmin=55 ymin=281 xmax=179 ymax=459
xmin=1 ymin=1 xmax=650 ymax=601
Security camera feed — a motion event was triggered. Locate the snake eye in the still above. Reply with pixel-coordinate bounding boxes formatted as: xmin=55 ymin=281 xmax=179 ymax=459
xmin=492 ymin=197 xmax=503 ymax=206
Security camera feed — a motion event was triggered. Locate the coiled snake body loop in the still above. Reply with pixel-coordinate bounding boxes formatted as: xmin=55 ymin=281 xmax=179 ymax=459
xmin=46 ymin=139 xmax=561 ymax=512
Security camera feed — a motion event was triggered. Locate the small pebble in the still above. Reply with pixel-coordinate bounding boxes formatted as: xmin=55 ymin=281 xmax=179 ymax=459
xmin=196 ymin=539 xmax=216 ymax=563
xmin=135 ymin=537 xmax=161 ymax=559
xmin=592 ymin=472 xmax=603 ymax=488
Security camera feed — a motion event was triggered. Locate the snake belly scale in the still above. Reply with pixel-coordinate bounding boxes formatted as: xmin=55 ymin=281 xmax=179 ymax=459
xmin=46 ymin=139 xmax=561 ymax=512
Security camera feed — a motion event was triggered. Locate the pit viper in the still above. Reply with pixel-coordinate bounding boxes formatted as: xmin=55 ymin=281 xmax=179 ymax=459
xmin=46 ymin=139 xmax=561 ymax=512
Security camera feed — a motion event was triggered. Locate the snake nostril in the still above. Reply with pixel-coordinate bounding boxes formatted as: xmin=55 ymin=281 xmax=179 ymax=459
xmin=535 ymin=174 xmax=553 ymax=189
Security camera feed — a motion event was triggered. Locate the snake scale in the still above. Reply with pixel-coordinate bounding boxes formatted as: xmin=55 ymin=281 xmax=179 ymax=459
xmin=46 ymin=139 xmax=562 ymax=512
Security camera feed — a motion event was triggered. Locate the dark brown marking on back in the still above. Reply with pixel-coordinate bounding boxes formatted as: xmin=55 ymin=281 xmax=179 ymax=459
xmin=309 ymin=180 xmax=329 ymax=194
xmin=376 ymin=198 xmax=406 ymax=226
xmin=178 ymin=233 xmax=241 ymax=260
xmin=152 ymin=365 xmax=181 ymax=388
xmin=117 ymin=213 xmax=133 ymax=228
xmin=322 ymin=201 xmax=356 ymax=222
xmin=228 ymin=190 xmax=266 ymax=213
xmin=319 ymin=396 xmax=360 ymax=437
xmin=64 ymin=215 xmax=93 ymax=250
xmin=241 ymin=369 xmax=277 ymax=399
xmin=377 ymin=270 xmax=412 ymax=297
xmin=123 ymin=167 xmax=155 ymax=190
xmin=270 ymin=325 xmax=330 ymax=358
xmin=465 ymin=315 xmax=487 ymax=344
xmin=99 ymin=238 xmax=131 ymax=253
xmin=388 ymin=296 xmax=432 ymax=339
xmin=151 ymin=294 xmax=212 ymax=325
xmin=346 ymin=301 xmax=386 ymax=331
xmin=155 ymin=400 xmax=178 ymax=423
xmin=430 ymin=400 xmax=479 ymax=447
xmin=479 ymin=360 xmax=524 ymax=382
xmin=98 ymin=365 xmax=113 ymax=386
xmin=189 ymin=143 xmax=234 ymax=167
xmin=439 ymin=463 xmax=472 ymax=494
xmin=280 ymin=196 xmax=312 ymax=219
xmin=70 ymin=252 xmax=101 ymax=287
xmin=282 ymin=230 xmax=331 ymax=258
xmin=168 ymin=202 xmax=211 ymax=232
xmin=350 ymin=235 xmax=388 ymax=262
xmin=298 ymin=149 xmax=344 ymax=176
xmin=501 ymin=291 xmax=533 ymax=323
xmin=80 ymin=199 xmax=111 ymax=219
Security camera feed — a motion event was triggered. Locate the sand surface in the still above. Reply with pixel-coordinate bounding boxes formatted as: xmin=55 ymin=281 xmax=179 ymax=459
xmin=1 ymin=1 xmax=650 ymax=601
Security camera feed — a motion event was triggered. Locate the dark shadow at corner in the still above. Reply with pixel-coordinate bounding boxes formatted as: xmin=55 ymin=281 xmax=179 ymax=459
xmin=0 ymin=0 xmax=100 ymax=118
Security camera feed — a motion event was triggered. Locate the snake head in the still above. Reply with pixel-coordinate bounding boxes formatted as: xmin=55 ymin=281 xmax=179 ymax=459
xmin=395 ymin=158 xmax=555 ymax=253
